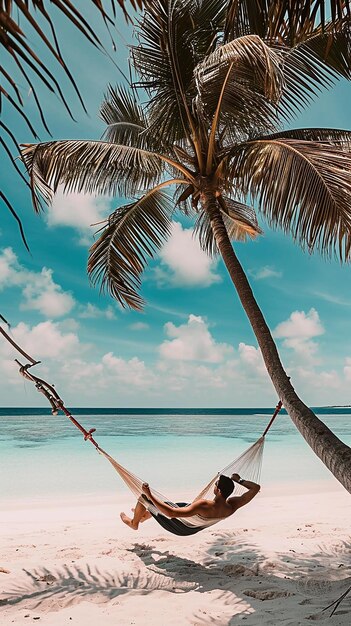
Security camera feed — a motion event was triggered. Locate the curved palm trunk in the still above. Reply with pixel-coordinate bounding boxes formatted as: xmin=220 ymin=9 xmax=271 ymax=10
xmin=201 ymin=192 xmax=351 ymax=493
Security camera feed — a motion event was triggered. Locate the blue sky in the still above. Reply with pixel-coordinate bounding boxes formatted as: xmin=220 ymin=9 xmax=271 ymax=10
xmin=1 ymin=7 xmax=351 ymax=408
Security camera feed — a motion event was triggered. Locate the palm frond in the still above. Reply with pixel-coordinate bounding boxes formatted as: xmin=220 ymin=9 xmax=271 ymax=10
xmin=224 ymin=1 xmax=350 ymax=44
xmin=88 ymin=189 xmax=174 ymax=310
xmin=279 ymin=25 xmax=351 ymax=119
xmin=195 ymin=35 xmax=284 ymax=104
xmin=222 ymin=4 xmax=351 ymax=121
xmin=100 ymin=84 xmax=148 ymax=142
xmin=194 ymin=194 xmax=261 ymax=256
xmin=195 ymin=35 xmax=284 ymax=140
xmin=224 ymin=0 xmax=273 ymax=40
xmin=131 ymin=0 xmax=229 ymax=149
xmin=0 ymin=191 xmax=29 ymax=252
xmin=279 ymin=44 xmax=336 ymax=117
xmin=193 ymin=211 xmax=218 ymax=257
xmin=173 ymin=183 xmax=196 ymax=216
xmin=219 ymin=195 xmax=263 ymax=240
xmin=21 ymin=140 xmax=168 ymax=211
xmin=263 ymin=128 xmax=351 ymax=149
xmin=229 ymin=137 xmax=351 ymax=260
xmin=131 ymin=1 xmax=198 ymax=145
xmin=303 ymin=21 xmax=351 ymax=80
xmin=100 ymin=84 xmax=167 ymax=153
xmin=185 ymin=0 xmax=228 ymax=60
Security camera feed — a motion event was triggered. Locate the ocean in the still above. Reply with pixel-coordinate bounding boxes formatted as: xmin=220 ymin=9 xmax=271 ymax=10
xmin=1 ymin=408 xmax=350 ymax=503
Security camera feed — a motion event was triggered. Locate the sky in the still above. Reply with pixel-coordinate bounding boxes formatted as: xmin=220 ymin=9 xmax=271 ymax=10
xmin=1 ymin=5 xmax=351 ymax=408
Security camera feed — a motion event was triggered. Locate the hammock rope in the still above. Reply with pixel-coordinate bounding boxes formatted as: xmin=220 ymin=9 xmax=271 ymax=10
xmin=1 ymin=323 xmax=283 ymax=533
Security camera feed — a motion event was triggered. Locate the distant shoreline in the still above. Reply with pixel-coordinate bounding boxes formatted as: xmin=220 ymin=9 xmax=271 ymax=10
xmin=1 ymin=406 xmax=350 ymax=416
xmin=323 ymin=405 xmax=351 ymax=408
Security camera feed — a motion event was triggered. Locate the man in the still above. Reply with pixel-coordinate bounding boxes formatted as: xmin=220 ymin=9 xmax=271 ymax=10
xmin=120 ymin=473 xmax=260 ymax=532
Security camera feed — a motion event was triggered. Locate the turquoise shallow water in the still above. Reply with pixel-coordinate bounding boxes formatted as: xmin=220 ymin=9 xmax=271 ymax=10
xmin=1 ymin=409 xmax=350 ymax=501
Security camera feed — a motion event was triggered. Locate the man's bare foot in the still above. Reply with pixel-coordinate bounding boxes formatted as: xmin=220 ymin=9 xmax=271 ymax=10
xmin=120 ymin=512 xmax=137 ymax=530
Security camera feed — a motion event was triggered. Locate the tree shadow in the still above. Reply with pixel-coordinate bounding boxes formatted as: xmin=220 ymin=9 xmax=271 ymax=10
xmin=126 ymin=532 xmax=265 ymax=591
xmin=274 ymin=538 xmax=351 ymax=583
xmin=1 ymin=530 xmax=350 ymax=624
xmin=0 ymin=562 xmax=197 ymax=610
xmin=0 ymin=531 xmax=261 ymax=618
xmin=127 ymin=530 xmax=351 ymax=625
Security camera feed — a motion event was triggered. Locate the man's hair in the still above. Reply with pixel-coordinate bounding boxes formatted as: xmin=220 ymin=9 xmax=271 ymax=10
xmin=217 ymin=474 xmax=234 ymax=499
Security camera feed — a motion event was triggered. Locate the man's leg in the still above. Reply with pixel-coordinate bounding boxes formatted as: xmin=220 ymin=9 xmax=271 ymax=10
xmin=131 ymin=506 xmax=152 ymax=523
xmin=120 ymin=499 xmax=152 ymax=530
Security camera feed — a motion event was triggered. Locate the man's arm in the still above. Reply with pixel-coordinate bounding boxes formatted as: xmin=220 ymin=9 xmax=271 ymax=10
xmin=141 ymin=483 xmax=207 ymax=518
xmin=228 ymin=474 xmax=260 ymax=511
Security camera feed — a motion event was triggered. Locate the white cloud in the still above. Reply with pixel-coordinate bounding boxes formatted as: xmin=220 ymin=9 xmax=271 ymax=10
xmin=274 ymin=308 xmax=324 ymax=340
xmin=284 ymin=337 xmax=320 ymax=361
xmin=0 ymin=320 xmax=82 ymax=387
xmin=249 ymin=266 xmax=282 ymax=280
xmin=156 ymin=359 xmax=230 ymax=391
xmin=0 ymin=247 xmax=22 ymax=287
xmin=129 ymin=322 xmax=150 ymax=331
xmin=58 ymin=318 xmax=80 ymax=332
xmin=159 ymin=314 xmax=233 ymax=363
xmin=312 ymin=291 xmax=351 ymax=307
xmin=1 ymin=338 xmax=155 ymax=396
xmin=57 ymin=352 xmax=157 ymax=393
xmin=59 ymin=357 xmax=105 ymax=388
xmin=0 ymin=248 xmax=75 ymax=318
xmin=294 ymin=366 xmax=340 ymax=390
xmin=156 ymin=222 xmax=221 ymax=287
xmin=0 ymin=313 xmax=277 ymax=406
xmin=238 ymin=343 xmax=266 ymax=376
xmin=344 ymin=357 xmax=351 ymax=381
xmin=147 ymin=302 xmax=188 ymax=320
xmin=102 ymin=352 xmax=155 ymax=387
xmin=8 ymin=321 xmax=80 ymax=360
xmin=318 ymin=371 xmax=340 ymax=388
xmin=273 ymin=308 xmax=324 ymax=363
xmin=49 ymin=190 xmax=111 ymax=245
xmin=21 ymin=268 xmax=75 ymax=317
xmin=78 ymin=303 xmax=116 ymax=320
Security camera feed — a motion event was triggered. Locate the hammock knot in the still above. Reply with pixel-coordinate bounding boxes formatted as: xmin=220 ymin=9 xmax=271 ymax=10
xmin=84 ymin=428 xmax=96 ymax=441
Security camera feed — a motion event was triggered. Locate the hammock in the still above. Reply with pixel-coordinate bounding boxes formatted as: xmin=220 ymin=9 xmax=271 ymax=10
xmin=102 ymin=434 xmax=270 ymax=535
xmin=0 ymin=324 xmax=282 ymax=536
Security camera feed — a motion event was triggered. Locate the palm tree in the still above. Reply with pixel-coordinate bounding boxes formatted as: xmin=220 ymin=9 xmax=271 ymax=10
xmin=21 ymin=0 xmax=351 ymax=492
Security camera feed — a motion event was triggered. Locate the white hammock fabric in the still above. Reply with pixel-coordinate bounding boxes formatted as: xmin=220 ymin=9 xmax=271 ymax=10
xmin=99 ymin=435 xmax=265 ymax=532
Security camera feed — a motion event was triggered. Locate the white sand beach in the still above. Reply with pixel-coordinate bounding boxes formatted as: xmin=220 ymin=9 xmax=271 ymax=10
xmin=1 ymin=480 xmax=350 ymax=626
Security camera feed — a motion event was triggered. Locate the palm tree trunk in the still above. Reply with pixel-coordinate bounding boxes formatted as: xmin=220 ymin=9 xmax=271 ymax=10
xmin=201 ymin=191 xmax=351 ymax=493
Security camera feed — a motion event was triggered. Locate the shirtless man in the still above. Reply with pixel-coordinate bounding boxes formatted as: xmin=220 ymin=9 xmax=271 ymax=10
xmin=120 ymin=473 xmax=260 ymax=531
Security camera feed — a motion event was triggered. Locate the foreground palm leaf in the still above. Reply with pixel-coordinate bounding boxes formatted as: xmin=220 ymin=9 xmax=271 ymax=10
xmin=0 ymin=0 xmax=148 ymax=245
xmin=22 ymin=0 xmax=351 ymax=492
xmin=1 ymin=0 xmax=145 ymax=134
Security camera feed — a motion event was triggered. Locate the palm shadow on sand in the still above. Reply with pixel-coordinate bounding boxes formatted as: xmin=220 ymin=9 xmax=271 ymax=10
xmin=1 ymin=531 xmax=350 ymax=623
xmin=0 ymin=533 xmax=261 ymax=615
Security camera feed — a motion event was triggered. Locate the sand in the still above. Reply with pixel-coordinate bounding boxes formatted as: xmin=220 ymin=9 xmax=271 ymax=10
xmin=0 ymin=482 xmax=350 ymax=625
